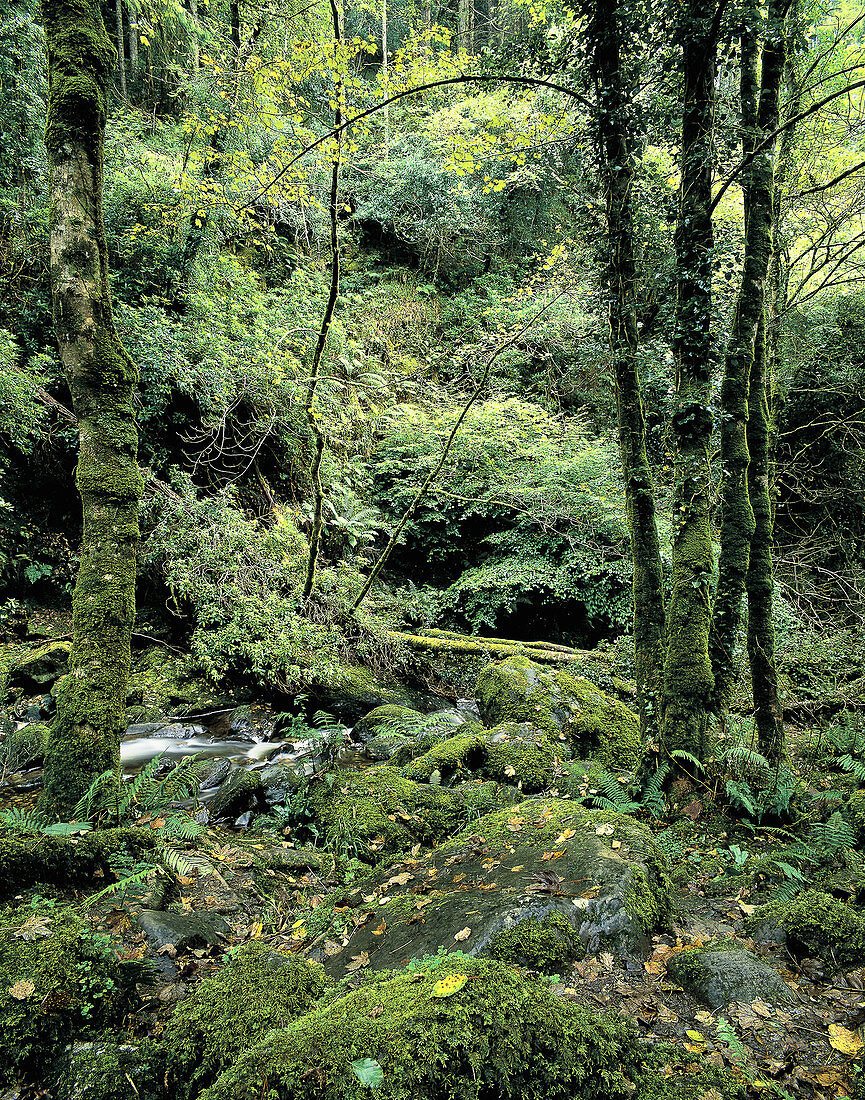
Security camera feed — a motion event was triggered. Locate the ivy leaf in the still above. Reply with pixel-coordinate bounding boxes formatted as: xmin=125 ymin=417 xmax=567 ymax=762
xmin=351 ymin=1058 xmax=384 ymax=1088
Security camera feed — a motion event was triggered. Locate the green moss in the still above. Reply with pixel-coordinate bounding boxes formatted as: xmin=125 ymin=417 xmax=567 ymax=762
xmin=353 ymin=705 xmax=423 ymax=740
xmin=0 ymin=722 xmax=49 ymax=772
xmin=197 ymin=954 xmax=645 ymax=1100
xmin=475 ymin=657 xmax=641 ymax=769
xmin=306 ymin=766 xmax=462 ymax=860
xmin=0 ymin=903 xmax=133 ymax=1087
xmin=0 ymin=827 xmax=157 ymax=904
xmin=747 ymin=889 xmax=865 ymax=972
xmin=488 ymin=911 xmax=585 ymax=971
xmin=402 ymin=725 xmax=559 ymax=793
xmin=162 ymin=941 xmax=331 ymax=1096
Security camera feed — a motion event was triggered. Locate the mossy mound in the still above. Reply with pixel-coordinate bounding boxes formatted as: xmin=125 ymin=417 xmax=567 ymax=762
xmin=8 ymin=640 xmax=71 ymax=690
xmin=0 ymin=904 xmax=134 ymax=1087
xmin=352 ymin=704 xmax=423 ymax=740
xmin=127 ymin=647 xmax=238 ymax=715
xmin=475 ymin=656 xmax=640 ymax=768
xmin=197 ymin=954 xmax=644 ymax=1100
xmin=488 ymin=911 xmax=585 ymax=971
xmin=309 ymin=665 xmax=428 ymax=723
xmin=0 ymin=827 xmax=157 ymax=903
xmin=666 ymin=944 xmax=792 ymax=1009
xmin=0 ymin=721 xmax=49 ymax=772
xmin=403 ymin=723 xmax=560 ymax=793
xmin=163 ymin=941 xmax=331 ymax=1096
xmin=747 ymin=889 xmax=865 ymax=972
xmin=304 ymin=766 xmax=463 ymax=859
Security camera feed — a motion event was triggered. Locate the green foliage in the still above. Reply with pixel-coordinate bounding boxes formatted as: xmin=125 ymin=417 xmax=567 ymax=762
xmin=371 ymin=398 xmax=631 ymax=644
xmin=0 ymin=902 xmax=133 ymax=1086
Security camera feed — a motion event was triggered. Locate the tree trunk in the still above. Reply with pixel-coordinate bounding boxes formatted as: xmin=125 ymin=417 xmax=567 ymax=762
xmin=40 ymin=0 xmax=142 ymax=817
xmin=589 ymin=0 xmax=666 ymax=743
xmin=128 ymin=1 xmax=138 ymax=71
xmin=660 ymin=0 xmax=719 ymax=762
xmin=713 ymin=0 xmax=786 ymax=718
xmin=114 ymin=0 xmax=126 ymax=97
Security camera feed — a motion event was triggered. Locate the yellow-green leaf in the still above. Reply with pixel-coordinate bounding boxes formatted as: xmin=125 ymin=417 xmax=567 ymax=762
xmin=432 ymin=973 xmax=468 ymax=998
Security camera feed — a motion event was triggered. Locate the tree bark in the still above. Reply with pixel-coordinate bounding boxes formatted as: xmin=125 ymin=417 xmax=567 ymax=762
xmin=660 ymin=0 xmax=719 ymax=761
xmin=128 ymin=1 xmax=138 ymax=71
xmin=114 ymin=0 xmax=126 ymax=97
xmin=40 ymin=0 xmax=142 ymax=817
xmin=712 ymin=0 xmax=786 ymax=718
xmin=589 ymin=0 xmax=666 ymax=743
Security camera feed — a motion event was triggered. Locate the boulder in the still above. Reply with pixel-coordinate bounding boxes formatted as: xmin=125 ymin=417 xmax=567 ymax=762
xmin=197 ymin=955 xmax=649 ymax=1100
xmin=308 ymin=665 xmax=433 ymax=724
xmin=9 ymin=641 xmax=70 ymax=692
xmin=364 ymin=732 xmax=413 ymax=761
xmin=302 ymin=766 xmax=464 ymax=858
xmin=208 ymin=769 xmax=261 ymax=819
xmin=137 ymin=910 xmax=230 ymax=954
xmin=402 ymin=722 xmax=561 ymax=793
xmin=259 ymin=763 xmax=303 ymax=806
xmin=315 ymin=798 xmax=671 ymax=978
xmin=476 ymin=655 xmax=641 ymax=768
xmin=351 ymin=704 xmax=424 ymax=741
xmin=666 ymin=946 xmax=793 ymax=1009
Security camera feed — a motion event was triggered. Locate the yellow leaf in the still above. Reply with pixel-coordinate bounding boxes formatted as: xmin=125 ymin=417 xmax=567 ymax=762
xmin=454 ymin=927 xmax=471 ymax=942
xmin=828 ymin=1023 xmax=864 ymax=1055
xmin=249 ymin=922 xmax=263 ymax=939
xmin=432 ymin=973 xmax=468 ymax=998
xmin=555 ymin=828 xmax=576 ymax=843
xmin=8 ymin=980 xmax=34 ymax=1000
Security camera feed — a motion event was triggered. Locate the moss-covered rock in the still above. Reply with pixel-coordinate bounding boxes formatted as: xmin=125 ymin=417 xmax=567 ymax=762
xmin=666 ymin=944 xmax=793 ymax=1008
xmin=162 ymin=941 xmax=330 ymax=1097
xmin=352 ymin=705 xmax=423 ymax=741
xmin=309 ymin=666 xmax=429 ymax=724
xmin=0 ymin=722 xmax=49 ymax=772
xmin=0 ymin=827 xmax=157 ymax=904
xmin=208 ymin=769 xmax=262 ymax=820
xmin=317 ymin=798 xmax=671 ymax=975
xmin=403 ymin=723 xmax=559 ymax=793
xmin=9 ymin=640 xmax=71 ymax=690
xmin=304 ymin=766 xmax=463 ymax=859
xmin=0 ymin=904 xmax=134 ymax=1087
xmin=747 ymin=889 xmax=865 ymax=972
xmin=198 ymin=954 xmax=645 ymax=1100
xmin=476 ymin=656 xmax=640 ymax=768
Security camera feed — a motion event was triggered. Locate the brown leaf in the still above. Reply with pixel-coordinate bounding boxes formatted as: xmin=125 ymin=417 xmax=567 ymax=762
xmin=324 ymin=940 xmax=343 ymax=957
xmin=369 ymin=1004 xmax=384 ymax=1018
xmin=388 ymin=872 xmax=414 ymax=887
xmin=828 ymin=1023 xmax=864 ymax=1055
xmin=14 ymin=915 xmax=52 ymax=940
xmin=372 ymin=921 xmax=387 ymax=936
xmin=8 ymin=980 xmax=35 ymax=1000
xmin=454 ymin=927 xmax=471 ymax=942
xmin=345 ymin=952 xmax=370 ymax=972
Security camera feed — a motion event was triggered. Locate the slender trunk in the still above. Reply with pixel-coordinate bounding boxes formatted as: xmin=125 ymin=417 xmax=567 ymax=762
xmin=713 ymin=0 xmax=785 ymax=716
xmin=382 ymin=0 xmax=389 ymax=160
xmin=590 ymin=0 xmax=666 ymax=743
xmin=302 ymin=0 xmax=343 ymax=600
xmin=114 ymin=0 xmax=126 ymax=97
xmin=661 ymin=0 xmax=718 ymax=762
xmin=128 ymin=2 xmax=138 ymax=70
xmin=188 ymin=0 xmax=199 ymax=70
xmin=40 ymin=0 xmax=142 ymax=817
xmin=230 ymin=0 xmax=241 ymax=51
xmin=747 ymin=313 xmax=784 ymax=760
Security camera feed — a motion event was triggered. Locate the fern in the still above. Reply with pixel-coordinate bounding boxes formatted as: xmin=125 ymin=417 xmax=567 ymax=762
xmin=578 ymin=767 xmax=639 ymax=814
xmin=726 ymin=779 xmax=757 ymax=818
xmin=87 ymin=864 xmax=157 ymax=903
xmin=0 ymin=807 xmax=91 ymax=837
xmin=669 ymin=749 xmax=705 ymax=774
xmin=809 ymin=810 xmax=857 ymax=855
xmin=639 ymin=763 xmax=670 ymax=818
xmin=837 ymin=754 xmax=865 ymax=782
xmin=378 ymin=712 xmax=465 ymax=742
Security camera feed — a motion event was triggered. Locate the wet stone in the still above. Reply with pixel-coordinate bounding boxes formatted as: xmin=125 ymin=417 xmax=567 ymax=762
xmin=666 ymin=947 xmax=793 ymax=1009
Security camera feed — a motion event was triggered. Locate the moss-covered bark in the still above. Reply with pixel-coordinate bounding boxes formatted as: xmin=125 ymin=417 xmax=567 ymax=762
xmin=661 ymin=0 xmax=719 ymax=761
xmin=589 ymin=0 xmax=666 ymax=743
xmin=40 ymin=0 xmax=142 ymax=817
xmin=711 ymin=0 xmax=786 ymax=716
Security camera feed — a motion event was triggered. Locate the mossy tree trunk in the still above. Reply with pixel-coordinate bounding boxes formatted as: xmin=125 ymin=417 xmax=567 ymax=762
xmin=660 ymin=0 xmax=720 ymax=762
xmin=588 ymin=0 xmax=666 ymax=743
xmin=40 ymin=0 xmax=142 ymax=817
xmin=711 ymin=0 xmax=785 ymax=715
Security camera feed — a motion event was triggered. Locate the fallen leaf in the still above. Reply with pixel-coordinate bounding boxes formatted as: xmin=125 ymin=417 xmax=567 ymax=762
xmin=828 ymin=1023 xmax=864 ymax=1055
xmin=249 ymin=922 xmax=263 ymax=939
xmin=369 ymin=1004 xmax=384 ymax=1017
xmin=388 ymin=873 xmax=413 ymax=887
xmin=8 ymin=980 xmax=34 ymax=1000
xmin=738 ymin=901 xmax=757 ymax=917
xmin=540 ymin=850 xmax=566 ymax=861
xmin=324 ymin=940 xmax=343 ymax=956
xmin=14 ymin=915 xmax=51 ymax=940
xmin=454 ymin=927 xmax=471 ymax=942
xmin=351 ymin=1058 xmax=383 ymax=1088
xmin=600 ymin=952 xmax=614 ymax=971
xmin=694 ymin=1010 xmax=715 ymax=1026
xmin=611 ymin=840 xmax=622 ymax=850
xmin=372 ymin=921 xmax=387 ymax=936
xmin=595 ymin=823 xmax=615 ymax=836
xmin=345 ymin=952 xmax=370 ymax=972
xmin=555 ymin=828 xmax=576 ymax=843
xmin=751 ymin=1000 xmax=772 ymax=1019
xmin=157 ymin=944 xmax=177 ymax=958
xmin=415 ymin=898 xmax=433 ymax=910
xmin=432 ymin=973 xmax=468 ymax=998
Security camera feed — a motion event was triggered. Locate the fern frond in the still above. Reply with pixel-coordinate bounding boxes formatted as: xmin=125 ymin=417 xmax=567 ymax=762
xmin=159 ymin=845 xmax=200 ymax=878
xmin=809 ymin=810 xmax=857 ymax=855
xmin=640 ymin=763 xmax=671 ymax=818
xmin=88 ymin=865 xmax=157 ymax=903
xmin=669 ymin=749 xmax=705 ymax=774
